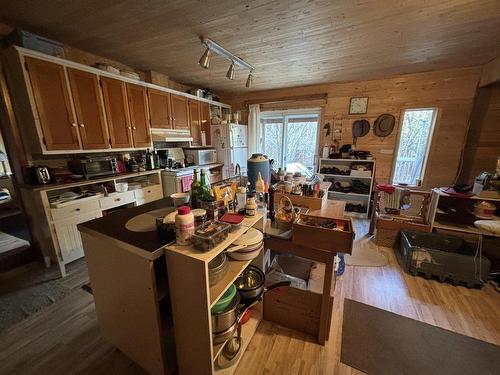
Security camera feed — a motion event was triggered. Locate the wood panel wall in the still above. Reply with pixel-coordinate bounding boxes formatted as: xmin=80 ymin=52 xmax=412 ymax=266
xmin=221 ymin=67 xmax=482 ymax=189
xmin=459 ymin=83 xmax=500 ymax=182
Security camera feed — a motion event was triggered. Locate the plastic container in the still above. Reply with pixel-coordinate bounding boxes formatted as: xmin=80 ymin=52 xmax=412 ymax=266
xmin=399 ymin=230 xmax=491 ymax=287
xmin=218 ymin=213 xmax=244 ymax=232
xmin=191 ymin=220 xmax=231 ymax=251
xmin=175 ymin=206 xmax=195 ymax=246
xmin=211 ymin=284 xmax=237 ymax=314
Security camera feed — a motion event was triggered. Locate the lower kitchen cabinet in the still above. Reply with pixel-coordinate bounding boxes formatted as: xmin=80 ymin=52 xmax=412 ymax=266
xmin=53 ymin=210 xmax=103 ymax=264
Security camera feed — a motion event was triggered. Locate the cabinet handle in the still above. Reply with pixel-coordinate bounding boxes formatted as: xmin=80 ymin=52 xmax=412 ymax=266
xmin=71 ymin=123 xmax=78 ymax=127
xmin=147 ymin=190 xmax=151 ymax=193
xmin=79 ymin=124 xmax=85 ymax=128
xmin=133 ymin=127 xmax=137 ymax=130
xmin=115 ymin=198 xmax=121 ymax=202
xmin=75 ymin=208 xmax=81 ymax=211
xmin=128 ymin=126 xmax=132 ymax=130
xmin=173 ymin=118 xmax=176 ymax=121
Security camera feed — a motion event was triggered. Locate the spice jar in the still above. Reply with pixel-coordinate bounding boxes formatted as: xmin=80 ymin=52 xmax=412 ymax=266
xmin=245 ymin=195 xmax=257 ymax=217
xmin=192 ymin=208 xmax=207 ymax=228
xmin=175 ymin=206 xmax=195 ymax=245
xmin=201 ymin=197 xmax=218 ymax=221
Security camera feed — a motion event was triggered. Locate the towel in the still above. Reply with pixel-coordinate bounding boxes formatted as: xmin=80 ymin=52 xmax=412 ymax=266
xmin=181 ymin=175 xmax=193 ymax=192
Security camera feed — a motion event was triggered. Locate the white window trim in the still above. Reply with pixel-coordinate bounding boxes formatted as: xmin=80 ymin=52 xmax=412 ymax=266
xmin=390 ymin=107 xmax=438 ymax=186
xmin=260 ymin=108 xmax=322 ymax=170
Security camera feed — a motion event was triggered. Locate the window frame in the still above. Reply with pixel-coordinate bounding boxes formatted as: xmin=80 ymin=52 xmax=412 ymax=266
xmin=390 ymin=107 xmax=438 ymax=186
xmin=260 ymin=108 xmax=322 ymax=171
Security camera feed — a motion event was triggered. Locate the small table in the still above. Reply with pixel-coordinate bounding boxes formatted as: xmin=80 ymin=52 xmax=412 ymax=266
xmin=263 ymin=199 xmax=345 ymax=344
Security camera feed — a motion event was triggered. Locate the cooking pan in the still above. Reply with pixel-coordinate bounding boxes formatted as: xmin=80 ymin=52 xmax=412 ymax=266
xmin=352 ymin=119 xmax=370 ymax=146
xmin=234 ymin=265 xmax=291 ymax=302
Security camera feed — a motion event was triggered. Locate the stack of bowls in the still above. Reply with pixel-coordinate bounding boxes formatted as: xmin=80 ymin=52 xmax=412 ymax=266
xmin=227 ymin=228 xmax=263 ymax=261
xmin=211 ymin=284 xmax=240 ymax=344
xmin=208 ymin=252 xmax=228 ymax=286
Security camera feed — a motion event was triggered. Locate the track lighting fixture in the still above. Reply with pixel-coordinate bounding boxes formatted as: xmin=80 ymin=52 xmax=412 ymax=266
xmin=226 ymin=62 xmax=235 ymax=80
xmin=198 ymin=48 xmax=211 ymax=69
xmin=246 ymin=72 xmax=253 ymax=88
xmin=198 ymin=38 xmax=255 ymax=87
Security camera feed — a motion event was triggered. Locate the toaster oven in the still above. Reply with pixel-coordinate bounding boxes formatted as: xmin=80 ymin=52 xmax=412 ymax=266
xmin=71 ymin=157 xmax=119 ymax=179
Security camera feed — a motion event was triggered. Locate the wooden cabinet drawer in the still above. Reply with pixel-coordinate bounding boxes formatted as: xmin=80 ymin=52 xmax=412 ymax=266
xmin=99 ymin=191 xmax=136 ymax=210
xmin=50 ymin=199 xmax=100 ymax=221
xmin=133 ymin=184 xmax=163 ymax=201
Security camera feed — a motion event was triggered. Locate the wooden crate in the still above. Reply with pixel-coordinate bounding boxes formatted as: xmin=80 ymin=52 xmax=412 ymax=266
xmin=292 ymin=214 xmax=354 ymax=254
xmin=263 ymin=285 xmax=333 ymax=337
xmin=375 ymin=219 xmax=431 ymax=248
xmin=274 ymin=192 xmax=326 ymax=211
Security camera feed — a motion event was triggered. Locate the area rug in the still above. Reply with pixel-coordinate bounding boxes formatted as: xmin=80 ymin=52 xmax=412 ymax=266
xmin=341 ymin=298 xmax=500 ymax=375
xmin=345 ymin=235 xmax=388 ymax=267
xmin=0 ymin=261 xmax=86 ymax=333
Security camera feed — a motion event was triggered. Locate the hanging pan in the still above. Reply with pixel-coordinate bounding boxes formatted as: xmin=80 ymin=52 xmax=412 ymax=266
xmin=352 ymin=119 xmax=370 ymax=146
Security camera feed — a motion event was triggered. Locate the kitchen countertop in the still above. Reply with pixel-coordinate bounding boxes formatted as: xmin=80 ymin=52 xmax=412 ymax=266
xmin=78 ymin=197 xmax=175 ymax=257
xmin=20 ymin=170 xmax=162 ymax=192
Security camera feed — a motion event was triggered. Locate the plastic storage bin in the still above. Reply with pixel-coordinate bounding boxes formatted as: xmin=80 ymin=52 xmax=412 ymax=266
xmin=191 ymin=221 xmax=231 ymax=251
xmin=399 ymin=230 xmax=491 ymax=287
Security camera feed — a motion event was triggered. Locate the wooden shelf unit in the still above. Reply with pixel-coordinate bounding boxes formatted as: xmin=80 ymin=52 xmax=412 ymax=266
xmin=165 ymin=214 xmax=265 ymax=375
xmin=319 ymin=158 xmax=376 ymax=218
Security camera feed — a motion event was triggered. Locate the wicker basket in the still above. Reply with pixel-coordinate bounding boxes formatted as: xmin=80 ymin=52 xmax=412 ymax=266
xmin=275 ymin=195 xmax=295 ymax=230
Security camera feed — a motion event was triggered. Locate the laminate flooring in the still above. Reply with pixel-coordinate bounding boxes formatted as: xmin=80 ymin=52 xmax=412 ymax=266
xmin=0 ymin=220 xmax=498 ymax=375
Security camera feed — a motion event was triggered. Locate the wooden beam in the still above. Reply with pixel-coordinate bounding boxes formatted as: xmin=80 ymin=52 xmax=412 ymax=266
xmin=479 ymin=55 xmax=500 ymax=87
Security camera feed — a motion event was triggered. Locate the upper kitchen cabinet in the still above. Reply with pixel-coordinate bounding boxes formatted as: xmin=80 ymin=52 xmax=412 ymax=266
xmin=188 ymin=100 xmax=202 ymax=146
xmin=67 ymin=68 xmax=109 ymax=149
xmin=148 ymin=89 xmax=172 ymax=129
xmin=170 ymin=94 xmax=189 ymax=130
xmin=24 ymin=57 xmax=81 ymax=151
xmin=100 ymin=77 xmax=134 ymax=148
xmin=126 ymin=83 xmax=151 ymax=148
xmin=200 ymin=102 xmax=211 ymax=145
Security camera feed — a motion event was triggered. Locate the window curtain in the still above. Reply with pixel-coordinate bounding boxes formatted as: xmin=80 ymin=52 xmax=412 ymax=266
xmin=247 ymin=104 xmax=261 ymax=156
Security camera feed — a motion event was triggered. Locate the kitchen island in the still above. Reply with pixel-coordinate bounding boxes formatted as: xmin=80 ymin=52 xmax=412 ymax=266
xmin=78 ymin=198 xmax=177 ymax=375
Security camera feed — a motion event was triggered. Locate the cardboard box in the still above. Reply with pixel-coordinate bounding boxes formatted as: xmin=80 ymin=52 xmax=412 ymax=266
xmin=293 ymin=214 xmax=354 ymax=254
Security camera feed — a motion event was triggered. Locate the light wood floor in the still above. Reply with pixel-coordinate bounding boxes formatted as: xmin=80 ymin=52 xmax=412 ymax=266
xmin=1 ymin=220 xmax=499 ymax=375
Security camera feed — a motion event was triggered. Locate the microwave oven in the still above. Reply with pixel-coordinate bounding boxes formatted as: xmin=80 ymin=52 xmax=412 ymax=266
xmin=71 ymin=157 xmax=119 ymax=179
xmin=184 ymin=149 xmax=217 ymax=166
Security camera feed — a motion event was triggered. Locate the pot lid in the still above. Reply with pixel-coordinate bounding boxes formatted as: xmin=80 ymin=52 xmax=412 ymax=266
xmin=374 ymin=114 xmax=395 ymax=137
xmin=233 ymin=228 xmax=263 ymax=246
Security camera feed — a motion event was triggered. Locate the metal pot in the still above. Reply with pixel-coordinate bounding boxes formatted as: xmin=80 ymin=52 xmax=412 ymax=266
xmin=212 ymin=292 xmax=240 ymax=334
xmin=212 ymin=319 xmax=238 ymax=344
xmin=234 ymin=265 xmax=291 ymax=302
xmin=208 ymin=252 xmax=228 ymax=286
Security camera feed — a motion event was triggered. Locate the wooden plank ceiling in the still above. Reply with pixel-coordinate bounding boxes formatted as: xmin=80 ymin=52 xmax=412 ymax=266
xmin=1 ymin=0 xmax=500 ymax=92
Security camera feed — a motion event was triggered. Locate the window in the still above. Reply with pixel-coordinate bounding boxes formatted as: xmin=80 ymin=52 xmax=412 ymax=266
xmin=392 ymin=108 xmax=437 ymax=185
xmin=261 ymin=110 xmax=320 ymax=172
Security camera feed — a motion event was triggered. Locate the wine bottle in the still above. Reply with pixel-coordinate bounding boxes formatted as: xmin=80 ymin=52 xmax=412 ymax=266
xmin=191 ymin=169 xmax=201 ymax=208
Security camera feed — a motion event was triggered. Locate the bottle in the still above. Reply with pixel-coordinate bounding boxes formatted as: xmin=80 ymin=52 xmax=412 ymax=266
xmin=199 ymin=169 xmax=211 ymax=201
xmin=190 ymin=169 xmax=201 ymax=208
xmin=153 ymin=149 xmax=160 ymax=169
xmin=175 ymin=206 xmax=194 ymax=246
xmin=145 ymin=148 xmax=154 ymax=170
xmin=245 ymin=195 xmax=257 ymax=217
xmin=255 ymin=172 xmax=264 ymax=193
xmin=236 ymin=186 xmax=247 ymax=213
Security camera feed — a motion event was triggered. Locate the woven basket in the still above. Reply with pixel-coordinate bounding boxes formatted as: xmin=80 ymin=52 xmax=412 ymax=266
xmin=275 ymin=195 xmax=295 ymax=230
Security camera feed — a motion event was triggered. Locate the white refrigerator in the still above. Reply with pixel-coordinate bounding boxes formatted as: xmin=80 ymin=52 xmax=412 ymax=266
xmin=211 ymin=123 xmax=248 ymax=179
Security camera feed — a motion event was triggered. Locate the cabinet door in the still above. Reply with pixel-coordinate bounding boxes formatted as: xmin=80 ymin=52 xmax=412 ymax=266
xmin=200 ymin=102 xmax=211 ymax=145
xmin=170 ymin=94 xmax=189 ymax=130
xmin=127 ymin=83 xmax=151 ymax=148
xmin=148 ymin=89 xmax=172 ymax=129
xmin=67 ymin=68 xmax=109 ymax=149
xmin=189 ymin=100 xmax=201 ymax=146
xmin=25 ymin=57 xmax=80 ymax=150
xmin=54 ymin=210 xmax=102 ymax=263
xmin=100 ymin=77 xmax=133 ymax=148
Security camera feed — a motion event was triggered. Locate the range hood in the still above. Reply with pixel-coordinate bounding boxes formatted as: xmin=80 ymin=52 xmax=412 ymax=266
xmin=151 ymin=128 xmax=193 ymax=142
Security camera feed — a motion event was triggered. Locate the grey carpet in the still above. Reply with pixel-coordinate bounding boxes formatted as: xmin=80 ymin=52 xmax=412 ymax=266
xmin=0 ymin=261 xmax=86 ymax=333
xmin=341 ymin=298 xmax=500 ymax=375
